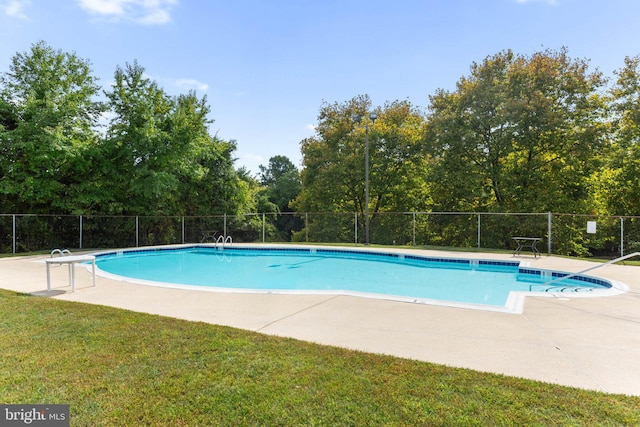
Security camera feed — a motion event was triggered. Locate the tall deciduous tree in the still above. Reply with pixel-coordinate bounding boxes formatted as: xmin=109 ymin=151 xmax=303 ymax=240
xmin=258 ymin=155 xmax=302 ymax=240
xmin=0 ymin=41 xmax=103 ymax=213
xmin=294 ymin=95 xmax=429 ymax=242
xmin=593 ymin=56 xmax=640 ymax=215
xmin=102 ymin=61 xmax=247 ymax=216
xmin=258 ymin=155 xmax=301 ymax=212
xmin=426 ymin=48 xmax=607 ymax=213
xmin=102 ymin=60 xmax=175 ymax=215
xmin=297 ymin=95 xmax=429 ymax=214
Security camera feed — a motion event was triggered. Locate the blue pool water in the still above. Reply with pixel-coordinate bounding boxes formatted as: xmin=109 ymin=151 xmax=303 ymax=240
xmin=94 ymin=246 xmax=612 ymax=309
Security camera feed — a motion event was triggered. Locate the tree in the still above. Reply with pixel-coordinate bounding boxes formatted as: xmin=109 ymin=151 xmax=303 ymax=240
xmin=169 ymin=93 xmax=248 ymax=217
xmin=294 ymin=95 xmax=430 ymax=243
xmin=179 ymin=137 xmax=253 ymax=217
xmin=258 ymin=155 xmax=302 ymax=240
xmin=426 ymin=49 xmax=607 ymax=214
xmin=101 ymin=60 xmax=175 ymax=215
xmin=0 ymin=41 xmax=103 ymax=213
xmin=101 ymin=61 xmax=248 ymax=217
xmin=258 ymin=155 xmax=301 ymax=211
xmin=594 ymin=56 xmax=640 ymax=216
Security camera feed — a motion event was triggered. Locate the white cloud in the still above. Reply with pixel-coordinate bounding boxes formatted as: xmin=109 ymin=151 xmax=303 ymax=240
xmin=305 ymin=123 xmax=316 ymax=132
xmin=2 ymin=0 xmax=30 ymax=19
xmin=176 ymin=78 xmax=209 ymax=92
xmin=78 ymin=0 xmax=125 ymax=16
xmin=138 ymin=7 xmax=169 ymax=24
xmin=77 ymin=0 xmax=177 ymax=25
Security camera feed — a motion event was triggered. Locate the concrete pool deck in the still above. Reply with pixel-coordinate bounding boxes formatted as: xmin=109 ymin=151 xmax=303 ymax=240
xmin=2 ymin=246 xmax=640 ymax=396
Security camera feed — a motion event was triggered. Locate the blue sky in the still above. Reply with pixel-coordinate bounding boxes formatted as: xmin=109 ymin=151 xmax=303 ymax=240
xmin=2 ymin=0 xmax=640 ymax=174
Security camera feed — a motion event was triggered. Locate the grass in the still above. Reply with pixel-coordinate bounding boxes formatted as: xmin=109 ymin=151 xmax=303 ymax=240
xmin=1 ymin=290 xmax=639 ymax=426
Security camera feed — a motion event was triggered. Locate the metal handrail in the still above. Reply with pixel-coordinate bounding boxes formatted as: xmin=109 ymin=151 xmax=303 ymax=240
xmin=540 ymin=252 xmax=640 ymax=287
xmin=50 ymin=248 xmax=72 ymax=257
xmin=214 ymin=235 xmax=233 ymax=248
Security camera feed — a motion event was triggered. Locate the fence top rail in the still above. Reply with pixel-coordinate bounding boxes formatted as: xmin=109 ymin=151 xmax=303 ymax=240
xmin=375 ymin=211 xmax=550 ymax=216
xmin=552 ymin=213 xmax=640 ymax=219
xmin=3 ymin=212 xmax=640 ymax=219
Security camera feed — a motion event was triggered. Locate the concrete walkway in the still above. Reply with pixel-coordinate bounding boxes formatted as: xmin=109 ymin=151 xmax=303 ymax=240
xmin=2 ymin=246 xmax=639 ymax=396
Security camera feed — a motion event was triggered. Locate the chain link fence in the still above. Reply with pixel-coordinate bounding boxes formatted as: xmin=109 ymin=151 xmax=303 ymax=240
xmin=2 ymin=212 xmax=639 ymax=258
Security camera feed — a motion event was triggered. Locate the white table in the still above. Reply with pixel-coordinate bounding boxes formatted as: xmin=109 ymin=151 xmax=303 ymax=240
xmin=45 ymin=255 xmax=96 ymax=292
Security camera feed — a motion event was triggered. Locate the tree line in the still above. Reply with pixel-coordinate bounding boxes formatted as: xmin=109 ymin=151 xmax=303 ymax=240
xmin=0 ymin=41 xmax=258 ymax=217
xmin=2 ymin=42 xmax=640 ymax=253
xmin=294 ymin=49 xmax=640 ymax=252
xmin=297 ymin=48 xmax=640 ymax=218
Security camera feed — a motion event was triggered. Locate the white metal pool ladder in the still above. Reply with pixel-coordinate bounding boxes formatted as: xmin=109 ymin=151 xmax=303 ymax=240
xmin=215 ymin=235 xmax=233 ymax=248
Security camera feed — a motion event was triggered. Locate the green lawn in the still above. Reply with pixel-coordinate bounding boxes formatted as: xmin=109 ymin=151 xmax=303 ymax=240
xmin=1 ymin=289 xmax=638 ymax=426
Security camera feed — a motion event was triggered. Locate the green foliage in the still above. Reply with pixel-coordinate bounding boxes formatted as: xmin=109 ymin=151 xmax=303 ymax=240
xmin=595 ymin=56 xmax=640 ymax=215
xmin=258 ymin=156 xmax=303 ymax=240
xmin=0 ymin=41 xmax=103 ymax=214
xmin=426 ymin=48 xmax=607 ymax=214
xmin=294 ymin=95 xmax=431 ymax=243
xmin=259 ymin=155 xmax=301 ymax=211
xmin=5 ymin=41 xmax=640 ymax=253
xmin=291 ymin=212 xmax=357 ymax=243
xmin=0 ymin=42 xmax=253 ymax=224
xmin=101 ymin=61 xmax=246 ymax=217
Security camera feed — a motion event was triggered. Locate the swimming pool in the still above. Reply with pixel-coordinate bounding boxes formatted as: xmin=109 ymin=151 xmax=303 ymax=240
xmin=93 ymin=245 xmax=625 ymax=313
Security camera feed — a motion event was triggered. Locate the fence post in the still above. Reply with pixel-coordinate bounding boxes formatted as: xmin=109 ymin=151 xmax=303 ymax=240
xmin=12 ymin=214 xmax=16 ymax=254
xmin=412 ymin=212 xmax=416 ymax=246
xmin=547 ymin=212 xmax=552 ymax=255
xmin=262 ymin=213 xmax=265 ymax=243
xmin=355 ymin=212 xmax=358 ymax=244
xmin=136 ymin=216 xmax=139 ymax=247
xmin=305 ymin=213 xmax=308 ymax=242
xmin=477 ymin=213 xmax=481 ymax=248
xmin=224 ymin=213 xmax=227 ymax=238
xmin=182 ymin=216 xmax=185 ymax=244
xmin=79 ymin=215 xmax=83 ymax=249
xmin=620 ymin=217 xmax=624 ymax=258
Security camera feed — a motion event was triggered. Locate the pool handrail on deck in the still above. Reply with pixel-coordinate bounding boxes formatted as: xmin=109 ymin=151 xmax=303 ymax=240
xmin=541 ymin=251 xmax=640 ymax=287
